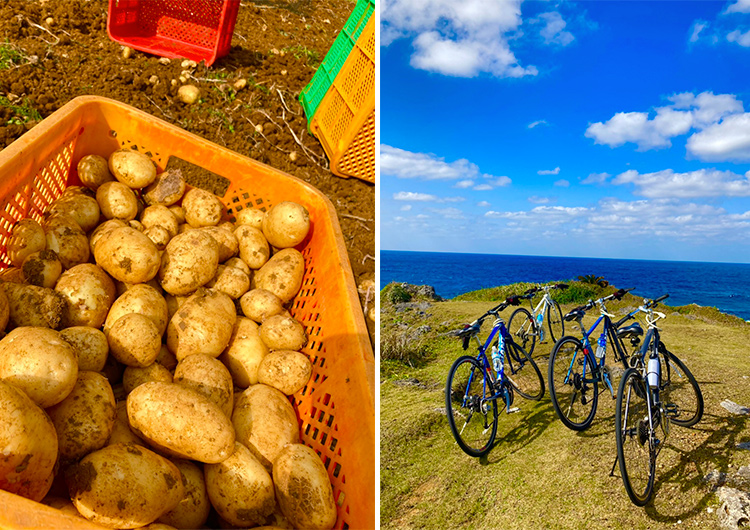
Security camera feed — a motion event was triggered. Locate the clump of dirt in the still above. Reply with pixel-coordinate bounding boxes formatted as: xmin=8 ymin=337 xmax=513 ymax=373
xmin=0 ymin=0 xmax=374 ymax=342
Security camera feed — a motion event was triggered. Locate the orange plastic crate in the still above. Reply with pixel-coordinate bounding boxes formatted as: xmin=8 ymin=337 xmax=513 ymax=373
xmin=0 ymin=96 xmax=375 ymax=530
xmin=310 ymin=16 xmax=375 ymax=184
xmin=107 ymin=0 xmax=240 ymax=66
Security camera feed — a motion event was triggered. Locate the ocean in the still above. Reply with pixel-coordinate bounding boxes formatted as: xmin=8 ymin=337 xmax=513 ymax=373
xmin=380 ymin=250 xmax=750 ymax=321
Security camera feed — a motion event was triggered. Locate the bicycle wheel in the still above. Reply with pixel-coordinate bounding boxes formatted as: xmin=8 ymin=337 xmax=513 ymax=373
xmin=507 ymin=307 xmax=536 ymax=356
xmin=546 ymin=300 xmax=565 ymax=344
xmin=504 ymin=341 xmax=544 ymax=401
xmin=548 ymin=337 xmax=599 ymax=431
xmin=445 ymin=356 xmax=498 ymax=457
xmin=659 ymin=345 xmax=704 ymax=427
xmin=615 ymin=368 xmax=655 ymax=506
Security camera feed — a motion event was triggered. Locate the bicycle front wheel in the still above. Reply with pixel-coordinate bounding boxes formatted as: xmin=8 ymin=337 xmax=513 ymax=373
xmin=615 ymin=368 xmax=655 ymax=506
xmin=547 ymin=301 xmax=565 ymax=344
xmin=548 ymin=336 xmax=598 ymax=431
xmin=507 ymin=307 xmax=536 ymax=356
xmin=659 ymin=345 xmax=704 ymax=427
xmin=445 ymin=356 xmax=498 ymax=457
xmin=505 ymin=341 xmax=544 ymax=401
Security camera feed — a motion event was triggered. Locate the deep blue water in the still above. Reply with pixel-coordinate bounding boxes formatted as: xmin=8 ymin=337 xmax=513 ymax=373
xmin=381 ymin=250 xmax=750 ymax=321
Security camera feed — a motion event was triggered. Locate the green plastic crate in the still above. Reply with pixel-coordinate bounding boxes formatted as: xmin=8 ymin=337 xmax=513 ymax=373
xmin=299 ymin=0 xmax=374 ymax=121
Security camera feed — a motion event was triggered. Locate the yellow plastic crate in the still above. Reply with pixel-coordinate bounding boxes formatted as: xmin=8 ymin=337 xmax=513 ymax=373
xmin=0 ymin=96 xmax=375 ymax=530
xmin=310 ymin=15 xmax=375 ymax=184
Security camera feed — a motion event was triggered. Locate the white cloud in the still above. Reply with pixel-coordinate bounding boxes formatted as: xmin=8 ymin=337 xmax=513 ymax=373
xmin=393 ymin=191 xmax=437 ymax=201
xmin=690 ymin=21 xmax=708 ymax=43
xmin=429 ymin=207 xmax=465 ymax=219
xmin=538 ymin=166 xmax=560 ymax=175
xmin=613 ymin=168 xmax=750 ymax=198
xmin=535 ymin=12 xmax=575 ymax=46
xmin=725 ymin=0 xmax=750 ymax=14
xmin=727 ymin=29 xmax=750 ymax=46
xmin=477 ymin=201 xmax=491 ymax=207
xmin=686 ymin=113 xmax=750 ymax=161
xmin=582 ymin=172 xmax=611 ymax=185
xmin=528 ymin=196 xmax=554 ymax=204
xmin=528 ymin=119 xmax=548 ymax=129
xmin=455 ymin=179 xmax=475 ymax=189
xmin=442 ymin=196 xmax=467 ymax=203
xmin=485 ymin=206 xmax=590 ymax=227
xmin=401 ymin=205 xmax=412 ymax=211
xmin=554 ymin=179 xmax=570 ymax=187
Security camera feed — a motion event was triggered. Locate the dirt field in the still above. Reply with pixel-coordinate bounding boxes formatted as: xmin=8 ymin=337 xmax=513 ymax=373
xmin=0 ymin=0 xmax=374 ymax=340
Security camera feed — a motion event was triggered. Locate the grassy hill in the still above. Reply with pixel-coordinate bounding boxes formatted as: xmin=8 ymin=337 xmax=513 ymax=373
xmin=380 ymin=281 xmax=750 ymax=529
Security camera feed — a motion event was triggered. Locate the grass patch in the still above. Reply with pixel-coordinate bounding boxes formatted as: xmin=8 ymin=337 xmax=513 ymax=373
xmin=0 ymin=43 xmax=25 ymax=70
xmin=0 ymin=96 xmax=41 ymax=125
xmin=284 ymin=45 xmax=320 ymax=67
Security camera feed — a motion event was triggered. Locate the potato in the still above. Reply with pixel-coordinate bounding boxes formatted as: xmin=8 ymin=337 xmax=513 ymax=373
xmin=142 ymin=205 xmax=179 ymax=237
xmin=158 ymin=459 xmax=210 ymax=529
xmin=90 ymin=219 xmax=127 ymax=255
xmin=240 ymin=289 xmax=285 ymax=323
xmin=129 ymin=219 xmax=145 ymax=232
xmin=235 ymin=208 xmax=264 ymax=229
xmin=44 ymin=214 xmax=90 ymax=270
xmin=0 ymin=267 xmax=25 ymax=283
xmin=55 ymin=263 xmax=117 ymax=328
xmin=95 ymin=226 xmax=161 ymax=283
xmin=257 ymin=351 xmax=312 ymax=396
xmin=204 ymin=442 xmax=275 ymax=527
xmin=173 ymin=354 xmax=233 ymax=417
xmin=42 ymin=496 xmax=84 ymax=519
xmin=259 ymin=314 xmax=307 ymax=351
xmin=60 ymin=326 xmax=109 ymax=372
xmin=107 ymin=401 xmax=144 ymax=447
xmin=0 ymin=327 xmax=78 ymax=407
xmin=273 ymin=444 xmax=336 ymax=530
xmin=262 ymin=202 xmax=310 ymax=249
xmin=67 ymin=443 xmax=184 ymax=529
xmin=158 ymin=230 xmax=220 ymax=295
xmin=0 ymin=282 xmax=66 ymax=329
xmin=7 ymin=218 xmax=46 ymax=268
xmin=168 ymin=205 xmax=186 ymax=224
xmin=107 ymin=313 xmax=162 ymax=367
xmin=0 ymin=380 xmax=58 ymax=502
xmin=201 ymin=226 xmax=238 ymax=262
xmin=143 ymin=168 xmax=186 ymax=206
xmin=77 ymin=153 xmax=115 ymax=190
xmin=232 ymin=384 xmax=299 ymax=470
xmin=235 ymin=225 xmax=270 ymax=269
xmin=182 ymin=188 xmax=224 ymax=228
xmin=219 ymin=317 xmax=268 ymax=388
xmin=166 ymin=289 xmax=236 ymax=361
xmin=155 ymin=344 xmax=178 ymax=371
xmin=0 ymin=288 xmax=8 ymax=332
xmin=21 ymin=249 xmax=62 ymax=288
xmin=97 ymin=181 xmax=139 ymax=221
xmin=224 ymin=256 xmax=251 ymax=276
xmin=207 ymin=265 xmax=250 ymax=299
xmin=127 ymin=382 xmax=235 ymax=463
xmin=48 ymin=193 xmax=101 ymax=232
xmin=251 ymin=248 xmax=304 ymax=303
xmin=105 ymin=283 xmax=169 ymax=336
xmin=47 ymin=371 xmax=116 ymax=461
xmin=123 ymin=362 xmax=173 ymax=395
xmin=109 ymin=149 xmax=157 ymax=189
xmin=144 ymin=225 xmax=171 ymax=250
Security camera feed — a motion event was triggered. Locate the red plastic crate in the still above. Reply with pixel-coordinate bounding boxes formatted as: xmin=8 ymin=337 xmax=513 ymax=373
xmin=107 ymin=0 xmax=240 ymax=66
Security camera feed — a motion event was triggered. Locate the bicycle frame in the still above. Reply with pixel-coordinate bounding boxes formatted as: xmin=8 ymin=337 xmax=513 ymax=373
xmin=462 ymin=321 xmax=514 ymax=411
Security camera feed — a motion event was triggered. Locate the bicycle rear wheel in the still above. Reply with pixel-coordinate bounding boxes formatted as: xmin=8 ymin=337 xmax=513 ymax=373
xmin=445 ymin=356 xmax=498 ymax=457
xmin=615 ymin=368 xmax=655 ymax=506
xmin=505 ymin=341 xmax=544 ymax=401
xmin=548 ymin=336 xmax=598 ymax=431
xmin=659 ymin=344 xmax=704 ymax=427
xmin=507 ymin=308 xmax=536 ymax=356
xmin=547 ymin=301 xmax=565 ymax=345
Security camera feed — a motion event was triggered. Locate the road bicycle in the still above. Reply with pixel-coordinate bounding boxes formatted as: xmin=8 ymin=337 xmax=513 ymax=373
xmin=614 ymin=295 xmax=704 ymax=506
xmin=445 ymin=296 xmax=545 ymax=457
xmin=547 ymin=288 xmax=637 ymax=431
xmin=507 ymin=283 xmax=568 ymax=356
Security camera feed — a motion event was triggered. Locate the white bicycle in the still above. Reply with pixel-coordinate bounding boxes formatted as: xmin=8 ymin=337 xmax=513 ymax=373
xmin=507 ymin=283 xmax=568 ymax=356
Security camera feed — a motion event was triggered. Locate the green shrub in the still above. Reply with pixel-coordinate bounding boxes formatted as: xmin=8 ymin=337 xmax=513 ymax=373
xmin=381 ymin=283 xmax=412 ymax=305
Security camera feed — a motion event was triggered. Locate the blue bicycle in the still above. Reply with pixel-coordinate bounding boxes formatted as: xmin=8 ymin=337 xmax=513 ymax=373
xmin=445 ymin=297 xmax=545 ymax=457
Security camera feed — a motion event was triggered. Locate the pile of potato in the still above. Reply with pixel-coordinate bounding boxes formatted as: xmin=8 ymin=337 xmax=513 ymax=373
xmin=0 ymin=149 xmax=338 ymax=530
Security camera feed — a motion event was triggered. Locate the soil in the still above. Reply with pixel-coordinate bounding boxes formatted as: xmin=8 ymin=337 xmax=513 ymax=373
xmin=0 ymin=0 xmax=374 ymax=342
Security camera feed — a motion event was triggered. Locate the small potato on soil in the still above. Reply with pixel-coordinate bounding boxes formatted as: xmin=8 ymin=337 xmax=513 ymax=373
xmin=77 ymin=154 xmax=115 ymax=190
xmin=109 ymin=149 xmax=157 ymax=189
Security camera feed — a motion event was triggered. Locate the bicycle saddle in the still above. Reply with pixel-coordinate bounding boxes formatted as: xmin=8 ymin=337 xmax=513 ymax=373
xmin=616 ymin=322 xmax=643 ymax=339
xmin=564 ymin=309 xmax=585 ymax=322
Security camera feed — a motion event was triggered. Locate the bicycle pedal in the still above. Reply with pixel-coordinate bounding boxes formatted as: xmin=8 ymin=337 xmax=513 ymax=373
xmin=507 ymin=407 xmax=520 ymax=414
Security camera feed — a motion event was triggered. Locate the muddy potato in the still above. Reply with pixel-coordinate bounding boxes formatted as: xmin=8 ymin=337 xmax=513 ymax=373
xmin=205 ymin=442 xmax=275 ymax=527
xmin=232 ymin=384 xmax=299 ymax=470
xmin=44 ymin=214 xmax=90 ymax=270
xmin=168 ymin=205 xmax=186 ymax=224
xmin=257 ymin=351 xmax=312 ymax=396
xmin=259 ymin=314 xmax=307 ymax=351
xmin=127 ymin=382 xmax=235 ymax=463
xmin=129 ymin=219 xmax=145 ymax=232
xmin=224 ymin=257 xmax=251 ymax=276
xmin=42 ymin=496 xmax=84 ymax=519
xmin=173 ymin=354 xmax=233 ymax=417
xmin=262 ymin=202 xmax=310 ymax=249
xmin=95 ymin=226 xmax=161 ymax=284
xmin=235 ymin=225 xmax=270 ymax=269
xmin=158 ymin=230 xmax=220 ymax=295
xmin=0 ymin=282 xmax=66 ymax=329
xmin=251 ymin=248 xmax=304 ymax=303
xmin=183 ymin=188 xmax=224 ymax=228
xmin=273 ymin=444 xmax=336 ymax=530
xmin=107 ymin=313 xmax=162 ymax=367
xmin=142 ymin=205 xmax=179 ymax=237
xmin=155 ymin=344 xmax=178 ymax=371
xmin=67 ymin=443 xmax=184 ymax=529
xmin=0 ymin=288 xmax=8 ymax=331
xmin=207 ymin=265 xmax=250 ymax=299
xmin=166 ymin=289 xmax=236 ymax=361
xmin=0 ymin=267 xmax=25 ymax=283
xmin=60 ymin=326 xmax=109 ymax=372
xmin=22 ymin=249 xmax=62 ymax=288
xmin=78 ymin=154 xmax=115 ymax=190
xmin=7 ymin=218 xmax=47 ymax=268
xmin=47 ymin=371 xmax=116 ymax=461
xmin=105 ymin=283 xmax=169 ymax=336
xmin=55 ymin=264 xmax=117 ymax=328
xmin=90 ymin=219 xmax=127 ymax=255
xmin=143 ymin=168 xmax=186 ymax=206
xmin=0 ymin=380 xmax=58 ymax=501
xmin=219 ymin=317 xmax=268 ymax=388
xmin=0 ymin=327 xmax=78 ymax=407
xmin=235 ymin=208 xmax=264 ymax=229
xmin=48 ymin=193 xmax=101 ymax=233
xmin=158 ymin=459 xmax=210 ymax=529
xmin=97 ymin=181 xmax=139 ymax=221
xmin=144 ymin=225 xmax=172 ymax=250
xmin=107 ymin=401 xmax=144 ymax=447
xmin=123 ymin=362 xmax=173 ymax=395
xmin=240 ymin=289 xmax=285 ymax=323
xmin=200 ymin=226 xmax=238 ymax=262
xmin=109 ymin=149 xmax=157 ymax=189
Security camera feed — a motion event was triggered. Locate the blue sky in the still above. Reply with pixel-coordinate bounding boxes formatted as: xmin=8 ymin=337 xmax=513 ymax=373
xmin=380 ymin=0 xmax=750 ymax=263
